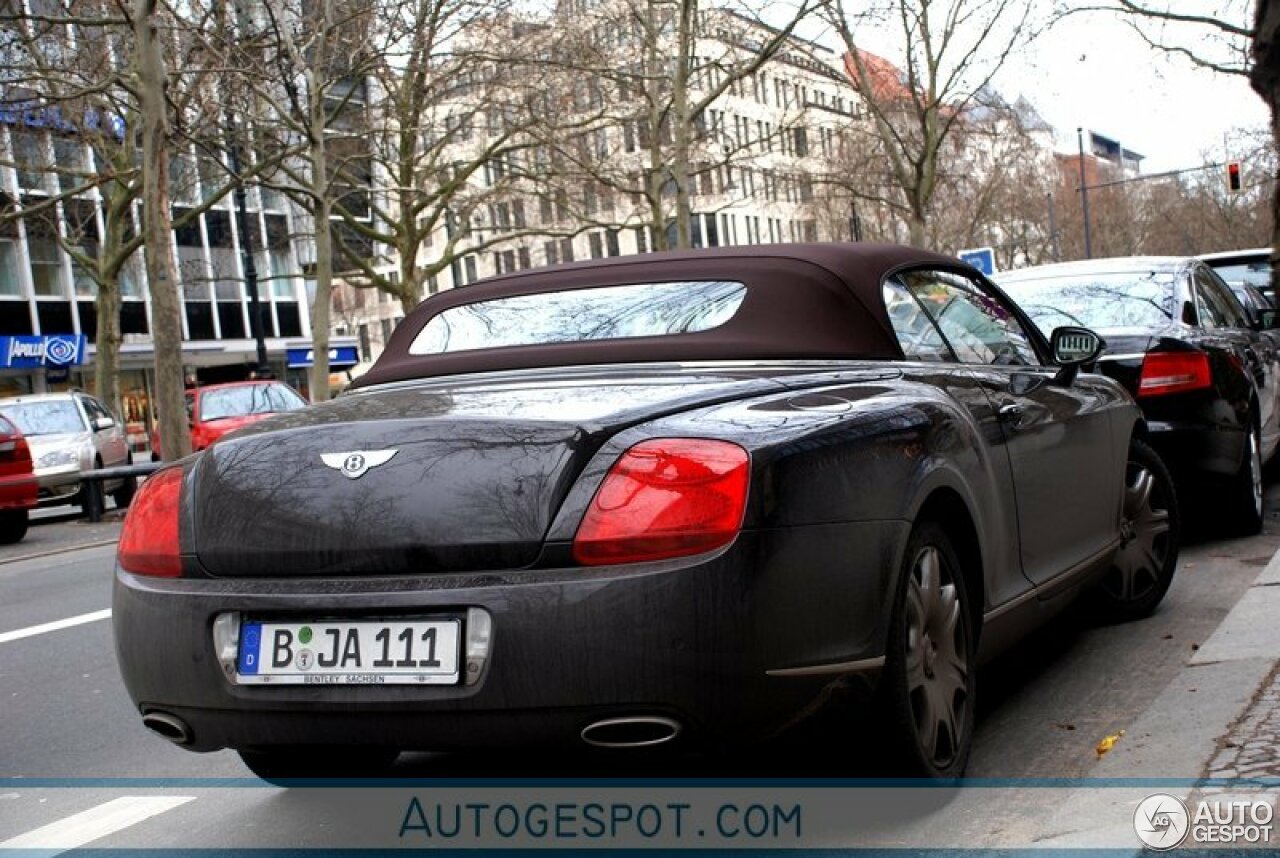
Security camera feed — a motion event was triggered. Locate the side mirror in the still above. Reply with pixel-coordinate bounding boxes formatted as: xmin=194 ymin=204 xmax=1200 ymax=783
xmin=1049 ymin=326 xmax=1105 ymax=385
xmin=92 ymin=416 xmax=115 ymax=431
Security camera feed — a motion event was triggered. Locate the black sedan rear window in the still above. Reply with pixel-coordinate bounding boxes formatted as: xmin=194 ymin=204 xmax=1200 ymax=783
xmin=409 ymin=280 xmax=747 ymax=355
xmin=1000 ymin=271 xmax=1177 ymax=332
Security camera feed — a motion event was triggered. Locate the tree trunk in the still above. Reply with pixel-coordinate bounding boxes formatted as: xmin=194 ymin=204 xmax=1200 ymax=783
xmin=306 ymin=0 xmax=335 ymax=402
xmin=135 ymin=0 xmax=191 ymax=461
xmin=93 ymin=272 xmax=122 ymax=420
xmin=907 ymin=212 xmax=927 ymax=248
xmin=671 ymin=0 xmax=695 ymax=249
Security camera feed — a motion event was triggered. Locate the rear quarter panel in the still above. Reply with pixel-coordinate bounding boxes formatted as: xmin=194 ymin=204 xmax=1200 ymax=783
xmin=543 ymin=369 xmax=1025 ymax=666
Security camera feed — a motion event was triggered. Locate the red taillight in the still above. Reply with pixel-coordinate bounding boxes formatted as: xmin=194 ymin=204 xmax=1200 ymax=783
xmin=117 ymin=467 xmax=184 ymax=577
xmin=1138 ymin=351 xmax=1213 ymax=397
xmin=572 ymin=438 xmax=750 ymax=566
xmin=0 ymin=422 xmax=32 ymax=479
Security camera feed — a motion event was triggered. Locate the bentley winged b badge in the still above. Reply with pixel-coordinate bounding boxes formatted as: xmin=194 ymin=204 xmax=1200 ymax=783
xmin=320 ymin=449 xmax=398 ymax=479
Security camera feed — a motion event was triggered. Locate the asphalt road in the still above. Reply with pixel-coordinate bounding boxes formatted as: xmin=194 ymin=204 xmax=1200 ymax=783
xmin=2 ymin=491 xmax=1279 ymax=849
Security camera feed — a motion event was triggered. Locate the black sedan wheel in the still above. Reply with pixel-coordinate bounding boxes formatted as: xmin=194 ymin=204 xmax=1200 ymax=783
xmin=880 ymin=521 xmax=975 ymax=777
xmin=1095 ymin=440 xmax=1179 ymax=621
xmin=238 ymin=747 xmax=399 ymax=785
xmin=1226 ymin=428 xmax=1264 ymax=536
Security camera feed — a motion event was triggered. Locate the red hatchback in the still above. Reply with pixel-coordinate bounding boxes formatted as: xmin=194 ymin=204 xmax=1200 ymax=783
xmin=0 ymin=415 xmax=38 ymax=544
xmin=152 ymin=381 xmax=309 ymax=458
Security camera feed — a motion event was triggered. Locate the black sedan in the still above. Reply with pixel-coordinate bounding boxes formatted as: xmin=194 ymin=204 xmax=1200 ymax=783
xmin=999 ymin=256 xmax=1280 ymax=534
xmin=113 ymin=243 xmax=1177 ymax=780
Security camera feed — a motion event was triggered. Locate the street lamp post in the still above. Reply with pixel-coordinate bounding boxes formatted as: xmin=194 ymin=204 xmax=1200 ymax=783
xmin=1077 ymin=127 xmax=1093 ymax=260
xmin=224 ymin=112 xmax=270 ymax=377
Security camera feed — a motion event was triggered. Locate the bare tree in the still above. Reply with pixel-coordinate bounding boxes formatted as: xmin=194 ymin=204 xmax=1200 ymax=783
xmin=1080 ymin=1 xmax=1252 ymax=77
xmin=543 ymin=0 xmax=821 ymax=250
xmin=325 ymin=0 xmax=592 ymax=315
xmin=0 ymin=0 xmax=293 ymax=443
xmin=825 ymin=0 xmax=1037 ymax=247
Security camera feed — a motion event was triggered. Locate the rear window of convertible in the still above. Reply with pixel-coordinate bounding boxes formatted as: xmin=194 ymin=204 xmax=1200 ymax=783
xmin=408 ymin=280 xmax=748 ymax=355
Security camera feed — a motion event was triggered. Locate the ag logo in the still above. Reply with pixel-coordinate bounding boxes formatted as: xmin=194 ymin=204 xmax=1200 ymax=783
xmin=1134 ymin=793 xmax=1190 ymax=850
xmin=320 ymin=449 xmax=398 ymax=479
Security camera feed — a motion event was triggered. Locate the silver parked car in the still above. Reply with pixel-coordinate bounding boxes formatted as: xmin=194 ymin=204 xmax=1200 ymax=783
xmin=0 ymin=392 xmax=135 ymax=509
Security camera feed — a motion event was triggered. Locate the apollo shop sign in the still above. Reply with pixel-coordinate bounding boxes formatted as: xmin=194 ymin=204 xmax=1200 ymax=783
xmin=0 ymin=335 xmax=88 ymax=370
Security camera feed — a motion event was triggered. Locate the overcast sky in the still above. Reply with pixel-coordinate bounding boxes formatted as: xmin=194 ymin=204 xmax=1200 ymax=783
xmin=999 ymin=9 xmax=1266 ymax=174
xmin=788 ymin=2 xmax=1265 ymax=175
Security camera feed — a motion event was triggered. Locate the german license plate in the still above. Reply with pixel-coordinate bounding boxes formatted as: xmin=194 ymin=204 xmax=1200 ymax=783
xmin=235 ymin=618 xmax=461 ymax=685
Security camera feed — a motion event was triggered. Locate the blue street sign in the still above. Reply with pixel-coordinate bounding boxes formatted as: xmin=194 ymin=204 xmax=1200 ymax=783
xmin=286 ymin=346 xmax=361 ymax=369
xmin=0 ymin=335 xmax=87 ymax=370
xmin=959 ymin=247 xmax=996 ymax=276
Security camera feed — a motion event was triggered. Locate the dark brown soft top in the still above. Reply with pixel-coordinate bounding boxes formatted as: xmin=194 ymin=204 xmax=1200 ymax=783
xmin=352 ymin=242 xmax=966 ymax=388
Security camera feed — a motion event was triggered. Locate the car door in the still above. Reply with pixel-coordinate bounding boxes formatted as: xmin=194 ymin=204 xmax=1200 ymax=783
xmin=893 ymin=267 xmax=1123 ymax=588
xmin=81 ymin=396 xmax=129 ymax=467
xmin=1193 ymin=265 xmax=1280 ymax=459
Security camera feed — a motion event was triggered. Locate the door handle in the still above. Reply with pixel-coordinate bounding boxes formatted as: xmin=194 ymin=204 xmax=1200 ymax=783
xmin=998 ymin=402 xmax=1024 ymax=426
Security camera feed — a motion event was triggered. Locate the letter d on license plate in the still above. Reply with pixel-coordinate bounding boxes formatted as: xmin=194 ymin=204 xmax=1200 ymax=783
xmin=235 ymin=618 xmax=461 ymax=685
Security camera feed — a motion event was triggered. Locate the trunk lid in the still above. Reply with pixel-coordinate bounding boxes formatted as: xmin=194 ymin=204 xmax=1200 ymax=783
xmin=189 ymin=369 xmax=789 ymax=577
xmin=1091 ymin=327 xmax=1171 ymax=397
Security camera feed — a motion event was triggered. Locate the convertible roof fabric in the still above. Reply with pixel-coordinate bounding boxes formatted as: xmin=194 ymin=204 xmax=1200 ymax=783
xmin=353 ymin=242 xmax=967 ymax=388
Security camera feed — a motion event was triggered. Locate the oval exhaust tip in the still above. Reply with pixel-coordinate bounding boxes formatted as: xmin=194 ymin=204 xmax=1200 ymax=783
xmin=581 ymin=716 xmax=681 ymax=749
xmin=142 ymin=711 xmax=193 ymax=745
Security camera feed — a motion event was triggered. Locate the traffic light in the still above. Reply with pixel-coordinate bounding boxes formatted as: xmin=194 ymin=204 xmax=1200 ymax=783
xmin=1227 ymin=160 xmax=1243 ymax=193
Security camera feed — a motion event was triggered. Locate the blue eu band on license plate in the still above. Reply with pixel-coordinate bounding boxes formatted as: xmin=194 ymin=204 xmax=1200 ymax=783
xmin=238 ymin=622 xmax=263 ymax=675
xmin=235 ymin=618 xmax=462 ymax=685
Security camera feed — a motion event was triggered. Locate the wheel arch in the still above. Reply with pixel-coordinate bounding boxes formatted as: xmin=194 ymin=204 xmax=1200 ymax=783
xmin=913 ymin=486 xmax=985 ymax=635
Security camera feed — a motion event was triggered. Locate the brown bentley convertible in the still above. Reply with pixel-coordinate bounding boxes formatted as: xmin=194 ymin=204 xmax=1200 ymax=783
xmin=113 ymin=243 xmax=1179 ymax=780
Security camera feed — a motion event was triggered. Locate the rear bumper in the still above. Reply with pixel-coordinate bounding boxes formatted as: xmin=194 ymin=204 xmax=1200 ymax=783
xmin=112 ymin=522 xmax=908 ymax=753
xmin=1146 ymin=419 xmax=1248 ymax=480
xmin=0 ymin=475 xmax=36 ymax=511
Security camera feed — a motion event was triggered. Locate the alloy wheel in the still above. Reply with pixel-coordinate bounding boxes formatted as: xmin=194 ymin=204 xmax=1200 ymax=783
xmin=904 ymin=545 xmax=969 ymax=770
xmin=1104 ymin=458 xmax=1173 ymax=603
xmin=1248 ymin=431 xmax=1263 ymax=521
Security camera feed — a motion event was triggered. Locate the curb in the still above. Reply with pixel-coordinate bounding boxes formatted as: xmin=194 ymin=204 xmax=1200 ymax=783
xmin=1034 ymin=543 xmax=1280 ymax=846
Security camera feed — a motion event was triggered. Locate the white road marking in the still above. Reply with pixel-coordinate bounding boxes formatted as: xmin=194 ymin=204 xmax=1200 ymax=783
xmin=0 ymin=609 xmax=111 ymax=644
xmin=0 ymin=796 xmax=195 ymax=851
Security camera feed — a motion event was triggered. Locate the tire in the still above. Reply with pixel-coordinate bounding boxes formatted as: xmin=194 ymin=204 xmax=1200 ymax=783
xmin=1093 ymin=439 xmax=1180 ymax=622
xmin=1225 ymin=426 xmax=1264 ymax=536
xmin=0 ymin=509 xmax=28 ymax=544
xmin=878 ymin=521 xmax=976 ymax=778
xmin=111 ymin=456 xmax=137 ymax=509
xmin=238 ymin=747 xmax=399 ymax=785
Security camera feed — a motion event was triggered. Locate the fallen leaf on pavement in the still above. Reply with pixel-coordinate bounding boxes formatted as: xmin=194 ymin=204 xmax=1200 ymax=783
xmin=1095 ymin=730 xmax=1125 ymax=757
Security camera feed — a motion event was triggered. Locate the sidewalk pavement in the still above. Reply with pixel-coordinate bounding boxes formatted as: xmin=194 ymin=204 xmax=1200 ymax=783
xmin=1035 ymin=545 xmax=1280 ymax=847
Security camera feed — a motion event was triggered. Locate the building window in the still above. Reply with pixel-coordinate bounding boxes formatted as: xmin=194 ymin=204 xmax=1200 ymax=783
xmin=794 ymin=127 xmax=808 ymax=157
xmin=606 ymin=229 xmax=620 ymax=257
xmin=588 ymin=232 xmax=604 ymax=259
xmin=25 ymin=232 xmax=63 ymax=297
xmin=0 ymin=238 xmax=23 ymax=297
xmin=11 ymin=131 xmax=48 ymax=193
xmin=464 ymin=256 xmax=477 ymax=284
